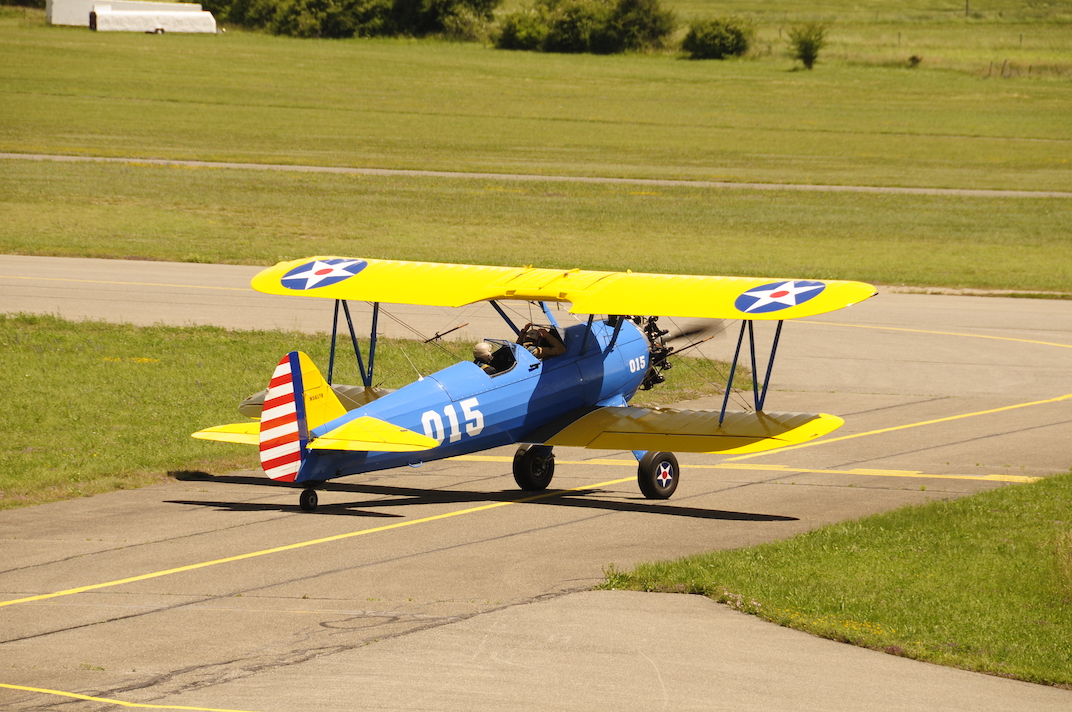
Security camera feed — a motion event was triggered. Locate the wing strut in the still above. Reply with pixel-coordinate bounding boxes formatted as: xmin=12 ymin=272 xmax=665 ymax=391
xmin=341 ymin=300 xmax=367 ymax=385
xmin=756 ymin=320 xmax=784 ymax=411
xmin=328 ymin=299 xmax=341 ymax=384
xmin=580 ymin=314 xmax=595 ymax=354
xmin=327 ymin=299 xmax=381 ymax=388
xmin=489 ymin=300 xmax=522 ymax=336
xmin=367 ymin=301 xmax=380 ymax=386
xmin=606 ymin=315 xmax=626 ymax=352
xmin=718 ymin=319 xmax=785 ymax=424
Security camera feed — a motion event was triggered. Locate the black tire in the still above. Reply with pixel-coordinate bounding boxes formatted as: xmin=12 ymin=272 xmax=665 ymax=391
xmin=512 ymin=444 xmax=555 ymax=491
xmin=299 ymin=488 xmax=319 ymax=512
xmin=637 ymin=451 xmax=679 ymax=499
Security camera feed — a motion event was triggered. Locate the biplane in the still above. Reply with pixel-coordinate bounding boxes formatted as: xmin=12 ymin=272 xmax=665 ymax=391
xmin=193 ymin=257 xmax=876 ymax=512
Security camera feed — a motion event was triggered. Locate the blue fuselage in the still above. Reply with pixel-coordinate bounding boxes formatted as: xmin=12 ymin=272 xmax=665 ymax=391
xmin=297 ymin=318 xmax=649 ymax=482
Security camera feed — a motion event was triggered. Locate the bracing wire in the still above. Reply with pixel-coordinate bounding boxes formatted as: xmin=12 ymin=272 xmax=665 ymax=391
xmin=661 ymin=316 xmax=755 ymax=411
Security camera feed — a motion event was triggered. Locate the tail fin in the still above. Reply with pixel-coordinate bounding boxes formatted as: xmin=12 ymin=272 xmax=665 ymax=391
xmin=258 ymin=351 xmax=346 ymax=482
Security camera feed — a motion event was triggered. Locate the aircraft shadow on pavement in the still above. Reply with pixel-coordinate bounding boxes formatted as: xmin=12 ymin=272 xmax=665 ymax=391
xmin=170 ymin=471 xmax=798 ymax=522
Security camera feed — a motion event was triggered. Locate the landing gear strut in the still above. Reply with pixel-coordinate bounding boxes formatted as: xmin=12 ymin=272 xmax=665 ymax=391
xmin=637 ymin=451 xmax=679 ymax=499
xmin=299 ymin=488 xmax=319 ymax=512
xmin=513 ymin=444 xmax=555 ymax=491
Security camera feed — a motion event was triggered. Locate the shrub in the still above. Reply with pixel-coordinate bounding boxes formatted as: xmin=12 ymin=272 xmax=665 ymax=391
xmin=441 ymin=6 xmax=492 ymax=41
xmin=787 ymin=22 xmax=827 ymax=69
xmin=681 ymin=17 xmax=751 ymax=59
xmin=393 ymin=0 xmax=497 ymax=36
xmin=604 ymin=0 xmax=675 ymax=52
xmin=210 ymin=0 xmax=498 ymax=37
xmin=494 ymin=0 xmax=673 ymax=54
xmin=540 ymin=0 xmax=613 ymax=53
xmin=260 ymin=0 xmax=393 ymax=37
xmin=495 ymin=9 xmax=549 ymax=50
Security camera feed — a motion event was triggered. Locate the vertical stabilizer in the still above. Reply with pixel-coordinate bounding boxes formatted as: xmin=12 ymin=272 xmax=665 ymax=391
xmin=258 ymin=352 xmax=346 ymax=481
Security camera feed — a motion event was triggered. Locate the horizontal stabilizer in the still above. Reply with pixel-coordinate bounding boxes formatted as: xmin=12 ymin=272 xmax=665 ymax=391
xmin=192 ymin=422 xmax=260 ymax=445
xmin=538 ymin=407 xmax=843 ymax=454
xmin=308 ymin=416 xmax=439 ymax=453
xmin=238 ymin=383 xmax=393 ymax=419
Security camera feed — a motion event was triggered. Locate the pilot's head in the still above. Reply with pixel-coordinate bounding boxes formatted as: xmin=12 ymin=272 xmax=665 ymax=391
xmin=473 ymin=341 xmax=494 ymax=364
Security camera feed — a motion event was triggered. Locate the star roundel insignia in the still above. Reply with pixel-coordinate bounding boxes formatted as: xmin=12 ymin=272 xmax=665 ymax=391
xmin=280 ymin=259 xmax=368 ymax=290
xmin=656 ymin=461 xmax=674 ymax=488
xmin=734 ymin=280 xmax=826 ymax=315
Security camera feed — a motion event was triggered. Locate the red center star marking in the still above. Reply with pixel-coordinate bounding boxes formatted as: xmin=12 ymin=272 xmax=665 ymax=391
xmin=286 ymin=260 xmax=364 ymax=289
xmin=741 ymin=281 xmax=819 ymax=313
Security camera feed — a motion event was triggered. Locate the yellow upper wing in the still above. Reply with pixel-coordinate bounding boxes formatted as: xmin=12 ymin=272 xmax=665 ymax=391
xmin=251 ymin=257 xmax=876 ymax=320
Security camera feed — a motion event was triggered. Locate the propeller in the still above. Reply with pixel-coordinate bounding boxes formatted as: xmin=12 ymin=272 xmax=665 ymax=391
xmin=663 ymin=319 xmax=727 ymax=351
xmin=635 ymin=316 xmax=729 ymax=390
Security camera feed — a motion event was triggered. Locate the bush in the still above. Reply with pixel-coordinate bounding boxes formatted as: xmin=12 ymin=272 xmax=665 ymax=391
xmin=681 ymin=17 xmax=751 ymax=60
xmin=209 ymin=0 xmax=498 ymax=37
xmin=393 ymin=0 xmax=498 ymax=36
xmin=540 ymin=0 xmax=612 ymax=53
xmin=787 ymin=22 xmax=827 ymax=69
xmin=494 ymin=0 xmax=673 ymax=54
xmin=604 ymin=0 xmax=675 ymax=52
xmin=441 ymin=6 xmax=492 ymax=40
xmin=496 ymin=9 xmax=549 ymax=50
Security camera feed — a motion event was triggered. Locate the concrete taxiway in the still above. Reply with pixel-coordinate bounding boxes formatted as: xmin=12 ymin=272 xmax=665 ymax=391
xmin=1 ymin=255 xmax=1070 ymax=711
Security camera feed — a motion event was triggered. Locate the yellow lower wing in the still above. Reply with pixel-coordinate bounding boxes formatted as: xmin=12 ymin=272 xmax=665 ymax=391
xmin=540 ymin=408 xmax=843 ymax=454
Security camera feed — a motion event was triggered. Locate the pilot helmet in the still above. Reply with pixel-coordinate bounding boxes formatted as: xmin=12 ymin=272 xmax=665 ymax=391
xmin=473 ymin=341 xmax=494 ymax=363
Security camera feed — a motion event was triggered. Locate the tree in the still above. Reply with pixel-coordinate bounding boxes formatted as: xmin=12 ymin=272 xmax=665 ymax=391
xmin=787 ymin=22 xmax=827 ymax=69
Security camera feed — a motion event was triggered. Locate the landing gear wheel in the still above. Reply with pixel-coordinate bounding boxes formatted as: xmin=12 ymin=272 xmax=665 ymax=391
xmin=637 ymin=451 xmax=679 ymax=500
xmin=512 ymin=444 xmax=555 ymax=491
xmin=299 ymin=488 xmax=319 ymax=512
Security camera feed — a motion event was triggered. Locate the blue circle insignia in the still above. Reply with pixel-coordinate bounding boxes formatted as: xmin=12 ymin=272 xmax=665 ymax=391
xmin=734 ymin=280 xmax=826 ymax=314
xmin=281 ymin=259 xmax=368 ymax=290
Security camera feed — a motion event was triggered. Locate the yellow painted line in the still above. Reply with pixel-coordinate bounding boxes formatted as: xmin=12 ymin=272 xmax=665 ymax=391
xmin=0 ymin=475 xmax=633 ymax=609
xmin=806 ymin=320 xmax=1072 ymax=349
xmin=4 ymin=397 xmax=1059 ymax=607
xmin=725 ymin=392 xmax=1072 ymax=462
xmin=0 ymin=682 xmax=260 ymax=712
xmin=701 ymin=464 xmax=1038 ymax=483
xmin=455 ymin=456 xmax=1038 ymax=482
xmin=0 ymin=275 xmax=250 ymax=292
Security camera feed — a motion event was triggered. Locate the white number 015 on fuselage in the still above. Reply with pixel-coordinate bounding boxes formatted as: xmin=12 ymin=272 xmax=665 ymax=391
xmin=193 ymin=257 xmax=876 ymax=512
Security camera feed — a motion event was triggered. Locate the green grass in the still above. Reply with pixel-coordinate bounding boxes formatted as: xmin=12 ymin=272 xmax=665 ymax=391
xmin=0 ymin=313 xmax=453 ymax=508
xmin=0 ymin=314 xmax=734 ymax=508
xmin=1 ymin=10 xmax=1070 ymax=191
xmin=3 ymin=160 xmax=1070 ymax=291
xmin=1 ymin=7 xmax=1069 ymax=291
xmin=603 ymin=471 xmax=1072 ymax=687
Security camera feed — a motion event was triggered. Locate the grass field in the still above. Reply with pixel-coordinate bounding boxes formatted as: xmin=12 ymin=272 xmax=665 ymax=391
xmin=603 ymin=470 xmax=1072 ymax=686
xmin=0 ymin=313 xmax=738 ymax=509
xmin=2 ymin=6 xmax=1070 ymax=292
xmin=4 ymin=159 xmax=1070 ymax=291
xmin=1 ymin=9 xmax=1070 ymax=191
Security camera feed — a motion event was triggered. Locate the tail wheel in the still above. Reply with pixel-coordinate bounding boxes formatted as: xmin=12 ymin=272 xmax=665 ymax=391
xmin=513 ymin=444 xmax=555 ymax=491
xmin=299 ymin=488 xmax=318 ymax=512
xmin=638 ymin=452 xmax=679 ymax=499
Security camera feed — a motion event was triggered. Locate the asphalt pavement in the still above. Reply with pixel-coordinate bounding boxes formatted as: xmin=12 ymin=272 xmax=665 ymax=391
xmin=1 ymin=255 xmax=1071 ymax=711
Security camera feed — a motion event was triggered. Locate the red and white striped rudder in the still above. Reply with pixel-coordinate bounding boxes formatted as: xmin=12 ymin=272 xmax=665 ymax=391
xmin=258 ymin=352 xmax=305 ymax=482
